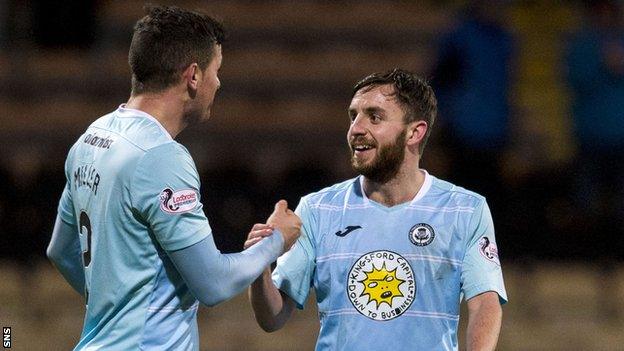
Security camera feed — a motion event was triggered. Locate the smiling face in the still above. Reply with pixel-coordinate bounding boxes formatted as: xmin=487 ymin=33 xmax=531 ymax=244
xmin=347 ymin=84 xmax=409 ymax=183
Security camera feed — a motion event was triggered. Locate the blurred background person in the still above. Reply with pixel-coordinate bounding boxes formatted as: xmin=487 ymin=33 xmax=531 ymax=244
xmin=432 ymin=0 xmax=515 ymax=215
xmin=565 ymin=0 xmax=624 ymax=260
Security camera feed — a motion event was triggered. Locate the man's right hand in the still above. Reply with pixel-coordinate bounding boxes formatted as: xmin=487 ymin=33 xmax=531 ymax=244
xmin=266 ymin=200 xmax=301 ymax=253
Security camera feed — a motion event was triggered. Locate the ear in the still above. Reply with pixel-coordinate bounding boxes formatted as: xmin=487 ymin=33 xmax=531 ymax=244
xmin=406 ymin=120 xmax=427 ymax=147
xmin=183 ymin=63 xmax=200 ymax=98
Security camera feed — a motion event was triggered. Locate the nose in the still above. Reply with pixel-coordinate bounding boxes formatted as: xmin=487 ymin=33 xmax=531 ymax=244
xmin=348 ymin=114 xmax=367 ymax=137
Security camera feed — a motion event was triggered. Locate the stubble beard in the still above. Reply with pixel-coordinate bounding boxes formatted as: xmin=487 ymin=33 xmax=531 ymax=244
xmin=183 ymin=111 xmax=201 ymax=126
xmin=183 ymin=98 xmax=213 ymax=127
xmin=350 ymin=128 xmax=407 ymax=184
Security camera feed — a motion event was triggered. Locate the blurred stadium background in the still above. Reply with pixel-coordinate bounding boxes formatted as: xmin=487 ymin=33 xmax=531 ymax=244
xmin=1 ymin=0 xmax=623 ymax=350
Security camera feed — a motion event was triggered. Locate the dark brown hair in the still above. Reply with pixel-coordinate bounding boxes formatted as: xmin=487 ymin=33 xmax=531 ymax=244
xmin=353 ymin=68 xmax=437 ymax=155
xmin=128 ymin=5 xmax=225 ymax=94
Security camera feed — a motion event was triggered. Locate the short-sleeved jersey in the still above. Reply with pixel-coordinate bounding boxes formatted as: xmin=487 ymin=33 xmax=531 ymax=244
xmin=273 ymin=171 xmax=507 ymax=351
xmin=58 ymin=105 xmax=211 ymax=350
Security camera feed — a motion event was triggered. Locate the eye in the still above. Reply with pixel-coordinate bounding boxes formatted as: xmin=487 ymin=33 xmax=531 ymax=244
xmin=348 ymin=111 xmax=357 ymax=122
xmin=371 ymin=113 xmax=382 ymax=123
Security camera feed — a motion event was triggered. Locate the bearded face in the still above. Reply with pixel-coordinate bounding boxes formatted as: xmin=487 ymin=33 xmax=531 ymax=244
xmin=350 ymin=127 xmax=407 ymax=183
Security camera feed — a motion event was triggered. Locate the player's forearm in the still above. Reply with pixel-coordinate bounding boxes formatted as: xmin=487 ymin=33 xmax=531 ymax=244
xmin=47 ymin=254 xmax=86 ymax=295
xmin=466 ymin=292 xmax=502 ymax=351
xmin=249 ymin=268 xmax=294 ymax=332
xmin=47 ymin=217 xmax=86 ymax=295
xmin=210 ymin=233 xmax=284 ymax=305
xmin=169 ymin=231 xmax=284 ymax=307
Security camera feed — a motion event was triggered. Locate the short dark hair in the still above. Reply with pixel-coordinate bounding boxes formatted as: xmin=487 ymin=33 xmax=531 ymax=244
xmin=128 ymin=5 xmax=225 ymax=94
xmin=352 ymin=68 xmax=438 ymax=155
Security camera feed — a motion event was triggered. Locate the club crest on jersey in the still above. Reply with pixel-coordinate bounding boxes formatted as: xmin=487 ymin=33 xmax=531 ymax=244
xmin=478 ymin=236 xmax=500 ymax=265
xmin=159 ymin=188 xmax=198 ymax=214
xmin=408 ymin=223 xmax=435 ymax=246
xmin=347 ymin=250 xmax=415 ymax=321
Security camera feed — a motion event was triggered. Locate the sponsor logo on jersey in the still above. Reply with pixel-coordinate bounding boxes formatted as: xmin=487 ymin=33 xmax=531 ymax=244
xmin=408 ymin=223 xmax=435 ymax=246
xmin=478 ymin=236 xmax=500 ymax=265
xmin=335 ymin=225 xmax=363 ymax=237
xmin=347 ymin=250 xmax=415 ymax=321
xmin=83 ymin=133 xmax=114 ymax=149
xmin=159 ymin=188 xmax=198 ymax=214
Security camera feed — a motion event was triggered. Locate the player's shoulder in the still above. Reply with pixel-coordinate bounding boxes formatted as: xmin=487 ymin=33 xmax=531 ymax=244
xmin=88 ymin=110 xmax=116 ymax=129
xmin=65 ymin=111 xmax=118 ymax=159
xmin=136 ymin=142 xmax=194 ymax=173
xmin=86 ymin=105 xmax=177 ymax=153
xmin=74 ymin=108 xmax=187 ymax=162
xmin=427 ymin=174 xmax=486 ymax=208
xmin=130 ymin=142 xmax=199 ymax=193
xmin=300 ymin=177 xmax=360 ymax=207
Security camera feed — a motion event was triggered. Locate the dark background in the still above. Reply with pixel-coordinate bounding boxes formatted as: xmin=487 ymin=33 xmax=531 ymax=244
xmin=0 ymin=0 xmax=621 ymax=265
xmin=0 ymin=1 xmax=623 ymax=349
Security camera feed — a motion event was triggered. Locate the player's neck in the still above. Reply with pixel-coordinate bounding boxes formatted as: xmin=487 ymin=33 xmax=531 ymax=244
xmin=362 ymin=163 xmax=425 ymax=207
xmin=126 ymin=93 xmax=186 ymax=138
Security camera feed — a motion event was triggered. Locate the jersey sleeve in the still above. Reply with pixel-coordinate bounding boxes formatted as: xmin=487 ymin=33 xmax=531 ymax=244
xmin=272 ymin=197 xmax=316 ymax=309
xmin=169 ymin=232 xmax=283 ymax=307
xmin=58 ymin=183 xmax=76 ymax=226
xmin=460 ymin=199 xmax=508 ymax=304
xmin=130 ymin=143 xmax=211 ymax=252
xmin=58 ymin=147 xmax=77 ymax=226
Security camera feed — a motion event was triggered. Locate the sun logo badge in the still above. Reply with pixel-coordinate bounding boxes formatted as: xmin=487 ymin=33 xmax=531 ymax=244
xmin=361 ymin=262 xmax=404 ymax=308
xmin=347 ymin=250 xmax=415 ymax=321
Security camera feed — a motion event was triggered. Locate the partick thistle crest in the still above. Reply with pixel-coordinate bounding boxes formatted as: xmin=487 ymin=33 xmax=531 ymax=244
xmin=408 ymin=223 xmax=435 ymax=246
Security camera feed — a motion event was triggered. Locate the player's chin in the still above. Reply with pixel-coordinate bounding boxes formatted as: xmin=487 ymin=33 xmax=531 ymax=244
xmin=351 ymin=157 xmax=374 ymax=173
xmin=201 ymin=108 xmax=212 ymax=122
xmin=352 ymin=152 xmax=375 ymax=166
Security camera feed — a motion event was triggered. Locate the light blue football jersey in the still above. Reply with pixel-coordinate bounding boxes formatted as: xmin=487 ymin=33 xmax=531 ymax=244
xmin=58 ymin=105 xmax=212 ymax=350
xmin=273 ymin=171 xmax=507 ymax=351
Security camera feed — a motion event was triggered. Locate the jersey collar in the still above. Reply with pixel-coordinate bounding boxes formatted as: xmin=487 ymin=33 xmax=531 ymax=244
xmin=358 ymin=169 xmax=433 ymax=209
xmin=116 ymin=104 xmax=173 ymax=140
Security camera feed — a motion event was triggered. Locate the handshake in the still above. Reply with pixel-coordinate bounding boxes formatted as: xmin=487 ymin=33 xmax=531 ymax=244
xmin=244 ymin=200 xmax=302 ymax=254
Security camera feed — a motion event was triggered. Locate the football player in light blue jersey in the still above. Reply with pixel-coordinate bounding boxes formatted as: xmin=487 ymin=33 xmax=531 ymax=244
xmin=249 ymin=69 xmax=506 ymax=350
xmin=46 ymin=5 xmax=301 ymax=350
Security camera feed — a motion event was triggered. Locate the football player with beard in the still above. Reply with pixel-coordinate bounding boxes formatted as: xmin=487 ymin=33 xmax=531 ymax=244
xmin=248 ymin=69 xmax=507 ymax=351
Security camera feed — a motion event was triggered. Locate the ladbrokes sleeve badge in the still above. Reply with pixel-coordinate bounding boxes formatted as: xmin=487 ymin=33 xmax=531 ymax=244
xmin=159 ymin=188 xmax=198 ymax=214
xmin=478 ymin=236 xmax=500 ymax=265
